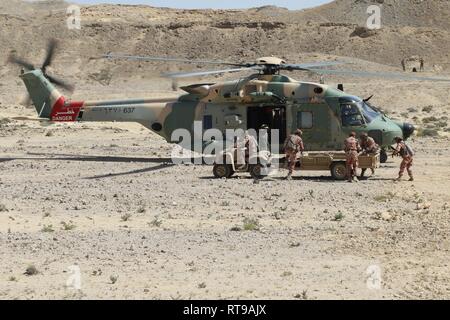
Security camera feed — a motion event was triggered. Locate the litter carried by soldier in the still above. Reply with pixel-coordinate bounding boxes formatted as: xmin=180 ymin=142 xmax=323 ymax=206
xmin=359 ymin=133 xmax=380 ymax=178
xmin=283 ymin=129 xmax=304 ymax=180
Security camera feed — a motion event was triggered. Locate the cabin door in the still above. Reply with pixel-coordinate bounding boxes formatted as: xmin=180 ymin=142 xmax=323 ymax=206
xmin=247 ymin=105 xmax=286 ymax=151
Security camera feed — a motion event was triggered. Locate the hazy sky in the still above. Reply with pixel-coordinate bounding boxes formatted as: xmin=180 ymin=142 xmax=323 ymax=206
xmin=71 ymin=0 xmax=334 ymax=10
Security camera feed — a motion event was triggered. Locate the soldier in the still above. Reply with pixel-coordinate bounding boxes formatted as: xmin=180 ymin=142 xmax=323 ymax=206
xmin=359 ymin=133 xmax=380 ymax=178
xmin=344 ymin=132 xmax=361 ymax=182
xmin=283 ymin=129 xmax=304 ymax=180
xmin=392 ymin=137 xmax=414 ymax=181
xmin=419 ymin=58 xmax=424 ymax=72
xmin=401 ymin=59 xmax=406 ymax=72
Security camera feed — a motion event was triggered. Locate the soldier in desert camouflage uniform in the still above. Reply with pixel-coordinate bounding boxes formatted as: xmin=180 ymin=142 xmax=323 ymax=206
xmin=344 ymin=132 xmax=361 ymax=182
xmin=359 ymin=133 xmax=380 ymax=178
xmin=283 ymin=129 xmax=304 ymax=180
xmin=392 ymin=137 xmax=414 ymax=181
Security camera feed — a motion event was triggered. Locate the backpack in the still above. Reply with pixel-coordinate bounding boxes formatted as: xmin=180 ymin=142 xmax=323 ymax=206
xmin=405 ymin=143 xmax=415 ymax=157
xmin=285 ymin=136 xmax=299 ymax=152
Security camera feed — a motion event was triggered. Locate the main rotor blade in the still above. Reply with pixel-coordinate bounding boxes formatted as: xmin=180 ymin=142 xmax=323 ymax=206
xmin=161 ymin=66 xmax=263 ymax=79
xmin=8 ymin=54 xmax=36 ymax=70
xmin=103 ymin=53 xmax=246 ymax=67
xmin=282 ymin=61 xmax=347 ymax=71
xmin=46 ymin=74 xmax=75 ymax=92
xmin=42 ymin=38 xmax=58 ymax=71
xmin=305 ymin=68 xmax=450 ymax=82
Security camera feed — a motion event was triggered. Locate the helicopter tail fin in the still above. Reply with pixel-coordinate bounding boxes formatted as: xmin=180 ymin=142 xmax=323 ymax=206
xmin=20 ymin=70 xmax=83 ymax=121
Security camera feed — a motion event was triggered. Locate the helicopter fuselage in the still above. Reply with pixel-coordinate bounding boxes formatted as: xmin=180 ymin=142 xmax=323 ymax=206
xmin=21 ymin=70 xmax=412 ymax=157
xmin=153 ymin=74 xmax=410 ymax=153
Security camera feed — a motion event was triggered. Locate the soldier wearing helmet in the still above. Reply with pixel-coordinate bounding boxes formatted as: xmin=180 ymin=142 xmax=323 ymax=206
xmin=283 ymin=129 xmax=304 ymax=180
xmin=392 ymin=137 xmax=414 ymax=181
xmin=359 ymin=133 xmax=380 ymax=178
xmin=344 ymin=132 xmax=361 ymax=182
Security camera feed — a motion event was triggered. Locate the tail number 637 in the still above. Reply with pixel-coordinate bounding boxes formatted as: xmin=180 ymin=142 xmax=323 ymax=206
xmin=123 ymin=107 xmax=135 ymax=114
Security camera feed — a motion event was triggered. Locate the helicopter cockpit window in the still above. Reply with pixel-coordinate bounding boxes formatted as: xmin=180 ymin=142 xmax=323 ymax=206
xmin=341 ymin=104 xmax=364 ymax=127
xmin=358 ymin=101 xmax=380 ymax=124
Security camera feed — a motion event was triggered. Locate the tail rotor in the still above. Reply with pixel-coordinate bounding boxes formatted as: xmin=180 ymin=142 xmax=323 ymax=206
xmin=7 ymin=38 xmax=75 ymax=106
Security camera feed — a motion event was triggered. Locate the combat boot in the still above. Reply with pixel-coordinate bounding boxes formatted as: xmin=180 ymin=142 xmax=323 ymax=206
xmin=408 ymin=176 xmax=414 ymax=181
xmin=395 ymin=176 xmax=402 ymax=182
xmin=286 ymin=173 xmax=292 ymax=181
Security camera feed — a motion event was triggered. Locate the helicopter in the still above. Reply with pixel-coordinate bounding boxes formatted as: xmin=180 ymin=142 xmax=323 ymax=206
xmin=8 ymin=39 xmax=450 ymax=163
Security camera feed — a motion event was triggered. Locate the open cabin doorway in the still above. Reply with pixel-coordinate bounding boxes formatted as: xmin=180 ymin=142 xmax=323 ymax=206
xmin=247 ymin=105 xmax=286 ymax=152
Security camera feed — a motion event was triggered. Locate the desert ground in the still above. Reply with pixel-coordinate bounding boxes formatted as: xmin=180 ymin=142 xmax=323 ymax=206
xmin=1 ymin=0 xmax=450 ymax=300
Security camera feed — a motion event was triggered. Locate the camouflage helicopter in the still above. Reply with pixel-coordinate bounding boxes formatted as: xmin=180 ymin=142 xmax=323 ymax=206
xmin=9 ymin=39 xmax=450 ymax=163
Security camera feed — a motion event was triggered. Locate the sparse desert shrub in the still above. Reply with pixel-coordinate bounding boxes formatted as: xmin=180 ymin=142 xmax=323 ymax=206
xmin=24 ymin=265 xmax=38 ymax=276
xmin=120 ymin=213 xmax=132 ymax=222
xmin=374 ymin=192 xmax=396 ymax=202
xmin=61 ymin=221 xmax=76 ymax=231
xmin=422 ymin=105 xmax=433 ymax=113
xmin=243 ymin=217 xmax=260 ymax=231
xmin=281 ymin=271 xmax=293 ymax=277
xmin=333 ymin=212 xmax=344 ymax=221
xmin=294 ymin=290 xmax=308 ymax=300
xmin=149 ymin=217 xmax=162 ymax=227
xmin=41 ymin=225 xmax=54 ymax=232
xmin=110 ymin=275 xmax=118 ymax=284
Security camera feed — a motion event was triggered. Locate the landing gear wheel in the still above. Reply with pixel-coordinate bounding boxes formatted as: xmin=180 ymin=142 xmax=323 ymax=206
xmin=249 ymin=164 xmax=265 ymax=180
xmin=330 ymin=162 xmax=347 ymax=180
xmin=213 ymin=164 xmax=234 ymax=179
xmin=380 ymin=150 xmax=388 ymax=163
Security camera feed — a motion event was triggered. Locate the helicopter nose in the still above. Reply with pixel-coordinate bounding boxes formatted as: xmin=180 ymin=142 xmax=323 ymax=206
xmin=402 ymin=122 xmax=415 ymax=139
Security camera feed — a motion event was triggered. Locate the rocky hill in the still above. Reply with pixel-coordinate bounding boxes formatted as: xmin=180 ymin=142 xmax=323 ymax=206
xmin=1 ymin=0 xmax=449 ymax=84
